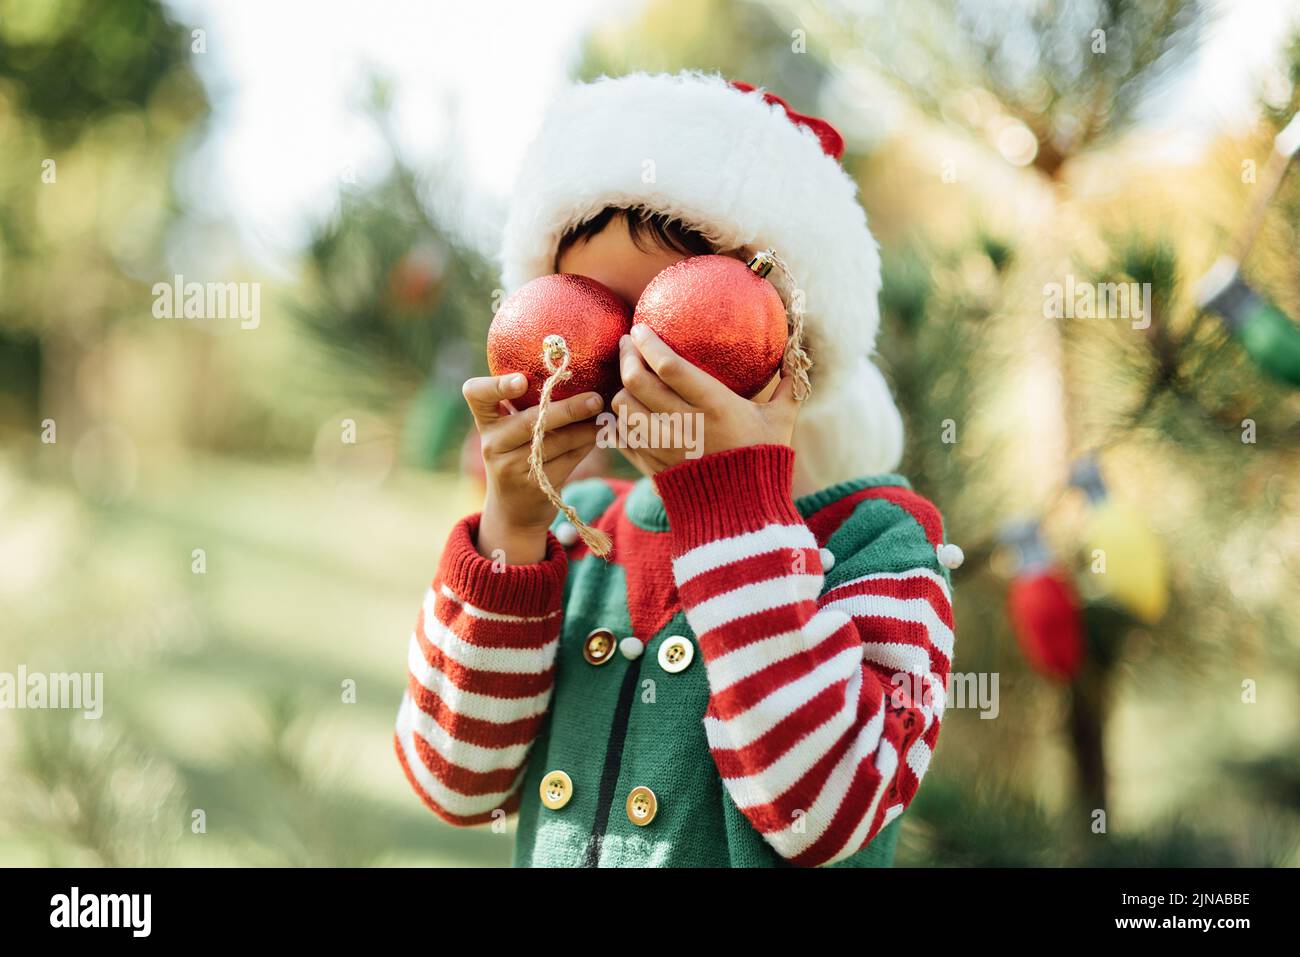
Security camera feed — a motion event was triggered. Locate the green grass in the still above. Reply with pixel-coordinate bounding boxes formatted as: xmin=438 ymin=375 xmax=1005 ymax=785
xmin=0 ymin=453 xmax=510 ymax=867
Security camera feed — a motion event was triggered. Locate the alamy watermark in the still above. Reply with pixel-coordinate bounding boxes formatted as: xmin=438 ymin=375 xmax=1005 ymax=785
xmin=152 ymin=274 xmax=260 ymax=329
xmin=1043 ymin=275 xmax=1151 ymax=330
xmin=50 ymin=887 xmax=150 ymax=937
xmin=0 ymin=667 xmax=103 ymax=719
xmin=595 ymin=408 xmax=704 ymax=459
xmin=891 ymin=670 xmax=1000 ymax=720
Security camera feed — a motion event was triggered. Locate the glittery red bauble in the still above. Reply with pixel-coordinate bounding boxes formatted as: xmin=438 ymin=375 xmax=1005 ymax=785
xmin=487 ymin=274 xmax=632 ymax=409
xmin=633 ymin=255 xmax=787 ymax=397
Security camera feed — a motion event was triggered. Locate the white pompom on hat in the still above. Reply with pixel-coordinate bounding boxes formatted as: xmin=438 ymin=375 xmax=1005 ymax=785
xmin=499 ymin=71 xmax=905 ymax=484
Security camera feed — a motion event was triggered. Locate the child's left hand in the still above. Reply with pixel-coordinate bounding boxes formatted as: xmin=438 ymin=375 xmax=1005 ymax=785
xmin=612 ymin=323 xmax=801 ymax=474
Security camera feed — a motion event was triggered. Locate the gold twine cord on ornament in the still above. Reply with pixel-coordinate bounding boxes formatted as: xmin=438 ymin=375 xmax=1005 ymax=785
xmin=749 ymin=249 xmax=813 ymax=401
xmin=528 ymin=334 xmax=613 ymax=557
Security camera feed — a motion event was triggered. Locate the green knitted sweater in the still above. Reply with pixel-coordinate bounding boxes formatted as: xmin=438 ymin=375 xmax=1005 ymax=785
xmin=395 ymin=445 xmax=952 ymax=868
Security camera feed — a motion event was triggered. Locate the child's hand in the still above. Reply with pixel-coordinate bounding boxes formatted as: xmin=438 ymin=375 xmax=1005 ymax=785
xmin=612 ymin=324 xmax=800 ymax=474
xmin=463 ymin=374 xmax=603 ymax=563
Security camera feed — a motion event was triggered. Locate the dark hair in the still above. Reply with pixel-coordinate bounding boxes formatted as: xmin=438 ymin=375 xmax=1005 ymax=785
xmin=554 ymin=206 xmax=716 ymax=269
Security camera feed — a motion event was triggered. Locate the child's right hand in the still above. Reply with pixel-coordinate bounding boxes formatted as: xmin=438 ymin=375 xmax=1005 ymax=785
xmin=462 ymin=373 xmax=603 ymax=564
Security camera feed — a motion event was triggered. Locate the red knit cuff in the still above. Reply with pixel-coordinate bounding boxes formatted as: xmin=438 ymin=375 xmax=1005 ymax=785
xmin=654 ymin=444 xmax=803 ymax=552
xmin=437 ymin=514 xmax=568 ymax=616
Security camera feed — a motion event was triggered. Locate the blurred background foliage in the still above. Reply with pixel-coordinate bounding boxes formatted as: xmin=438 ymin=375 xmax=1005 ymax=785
xmin=1 ymin=0 xmax=1298 ymax=866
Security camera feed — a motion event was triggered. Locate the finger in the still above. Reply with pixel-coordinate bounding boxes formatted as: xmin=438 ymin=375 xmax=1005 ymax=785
xmin=463 ymin=374 xmax=527 ymax=424
xmin=629 ymin=324 xmax=720 ymax=405
xmin=767 ymin=373 xmax=799 ymax=407
xmin=611 ymin=386 xmax=645 ymax=411
xmin=751 ymin=371 xmax=782 ymax=403
xmin=764 ymin=375 xmax=802 ymax=430
xmin=539 ymin=421 xmax=600 ymax=462
xmin=610 ymin=389 xmax=673 ymax=471
xmin=538 ymin=444 xmax=592 ymax=487
xmin=493 ymin=390 xmax=604 ymax=450
xmin=619 ymin=335 xmax=686 ymax=412
xmin=609 ymin=387 xmax=651 ymax=447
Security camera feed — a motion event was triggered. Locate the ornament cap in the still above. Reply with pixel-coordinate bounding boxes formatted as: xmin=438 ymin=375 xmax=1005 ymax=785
xmin=1195 ymin=257 xmax=1272 ymax=334
xmin=748 ymin=249 xmax=777 ymax=279
xmin=1194 ymin=256 xmax=1239 ymax=303
xmin=1068 ymin=454 xmax=1109 ymax=504
xmin=540 ymin=334 xmax=571 ymax=374
xmin=1000 ymin=518 xmax=1053 ymax=575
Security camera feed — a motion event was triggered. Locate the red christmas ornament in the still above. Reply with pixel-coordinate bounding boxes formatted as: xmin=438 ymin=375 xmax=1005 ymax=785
xmin=633 ymin=254 xmax=787 ymax=398
xmin=1007 ymin=571 xmax=1085 ymax=682
xmin=388 ymin=245 xmax=444 ymax=308
xmin=487 ymin=274 xmax=632 ymax=408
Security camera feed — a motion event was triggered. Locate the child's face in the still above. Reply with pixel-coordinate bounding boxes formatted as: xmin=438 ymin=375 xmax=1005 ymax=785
xmin=555 ymin=212 xmax=783 ymax=480
xmin=555 ymin=212 xmax=693 ymax=308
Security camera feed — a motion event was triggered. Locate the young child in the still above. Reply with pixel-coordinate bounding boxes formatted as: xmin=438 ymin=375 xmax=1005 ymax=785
xmin=394 ymin=72 xmax=955 ymax=867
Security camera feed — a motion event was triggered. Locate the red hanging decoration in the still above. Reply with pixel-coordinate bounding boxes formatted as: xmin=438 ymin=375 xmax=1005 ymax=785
xmin=388 ymin=245 xmax=445 ymax=309
xmin=1007 ymin=571 xmax=1085 ymax=682
xmin=1002 ymin=519 xmax=1085 ymax=683
xmin=485 ymin=273 xmax=628 ymax=557
xmin=487 ymin=274 xmax=632 ymax=408
xmin=633 ymin=254 xmax=789 ymax=398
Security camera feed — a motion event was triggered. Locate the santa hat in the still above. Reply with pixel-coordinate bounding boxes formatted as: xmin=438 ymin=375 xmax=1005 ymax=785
xmin=499 ymin=71 xmax=904 ymax=487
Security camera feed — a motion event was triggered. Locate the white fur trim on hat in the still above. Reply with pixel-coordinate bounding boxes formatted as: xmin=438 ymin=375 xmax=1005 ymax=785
xmin=792 ymin=357 xmax=904 ymax=491
xmin=500 ymin=71 xmax=904 ymax=483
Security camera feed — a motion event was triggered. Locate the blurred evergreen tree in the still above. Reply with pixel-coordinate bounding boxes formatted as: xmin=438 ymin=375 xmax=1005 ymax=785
xmin=0 ymin=0 xmax=207 ymax=443
xmin=816 ymin=0 xmax=1205 ymax=178
xmin=292 ymin=85 xmax=497 ymax=468
xmin=575 ymin=0 xmax=829 ymax=99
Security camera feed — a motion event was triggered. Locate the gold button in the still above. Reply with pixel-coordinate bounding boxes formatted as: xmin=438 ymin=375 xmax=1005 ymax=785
xmin=539 ymin=770 xmax=573 ymax=810
xmin=625 ymin=786 xmax=658 ymax=826
xmin=657 ymin=635 xmax=694 ymax=674
xmin=583 ymin=628 xmax=617 ymax=666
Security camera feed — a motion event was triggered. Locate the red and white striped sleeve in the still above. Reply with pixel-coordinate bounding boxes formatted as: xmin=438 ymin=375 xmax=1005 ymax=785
xmin=393 ymin=514 xmax=568 ymax=826
xmin=655 ymin=444 xmax=953 ymax=867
